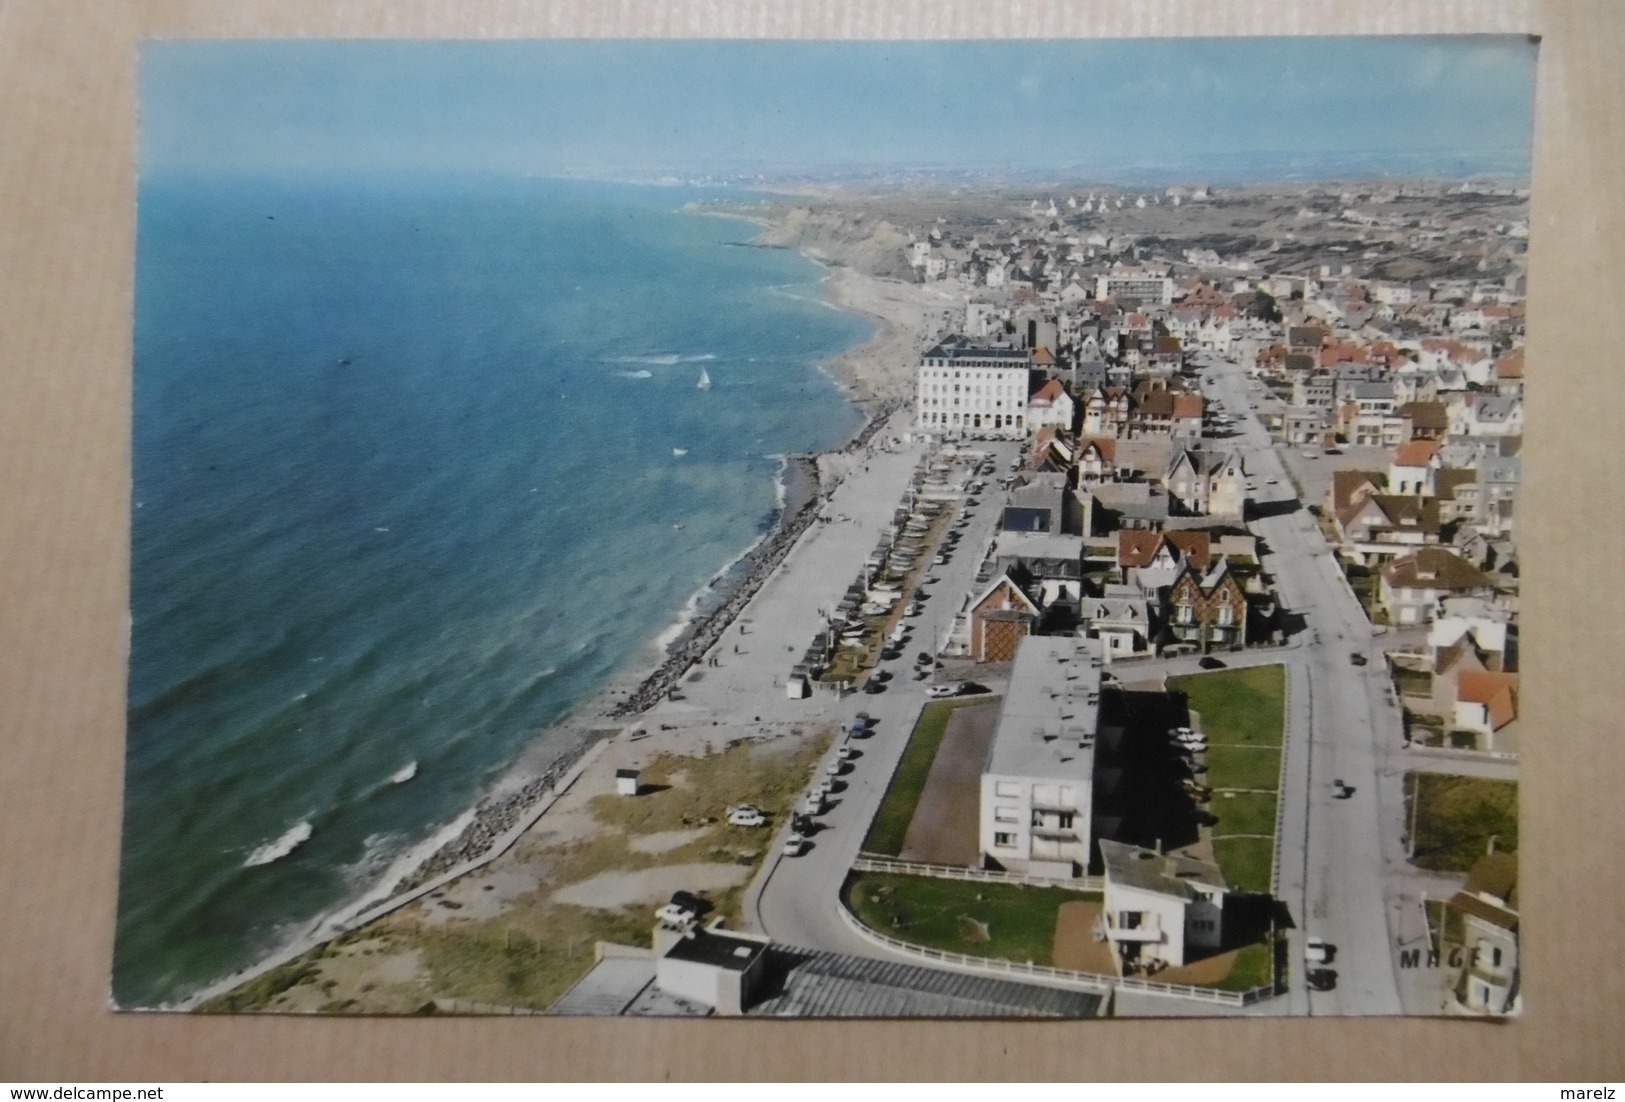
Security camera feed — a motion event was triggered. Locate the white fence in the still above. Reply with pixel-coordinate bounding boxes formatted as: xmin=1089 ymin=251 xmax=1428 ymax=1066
xmin=852 ymin=853 xmax=1104 ymax=893
xmin=835 ymin=901 xmax=1273 ymax=1008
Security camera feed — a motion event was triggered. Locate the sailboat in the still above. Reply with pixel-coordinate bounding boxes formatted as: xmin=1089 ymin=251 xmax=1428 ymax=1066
xmin=697 ymin=366 xmax=712 ymax=390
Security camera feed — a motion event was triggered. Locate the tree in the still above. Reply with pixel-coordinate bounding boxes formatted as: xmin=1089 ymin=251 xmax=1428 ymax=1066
xmin=1250 ymin=289 xmax=1283 ymax=323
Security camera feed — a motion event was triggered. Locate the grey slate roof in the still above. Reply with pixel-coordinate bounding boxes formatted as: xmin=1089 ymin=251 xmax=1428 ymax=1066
xmin=749 ymin=948 xmax=1106 ymax=1018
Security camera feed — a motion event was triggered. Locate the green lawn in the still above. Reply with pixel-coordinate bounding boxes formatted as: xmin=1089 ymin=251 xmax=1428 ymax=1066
xmin=1169 ymin=666 xmax=1287 ymax=895
xmin=1203 ymin=747 xmax=1283 ymax=792
xmin=1211 ymin=836 xmax=1275 ymax=895
xmin=1209 ymin=791 xmax=1278 ymax=838
xmin=844 ymin=872 xmax=1098 ymax=967
xmin=862 ymin=699 xmax=987 ymax=855
xmin=1170 ymin=664 xmax=1286 ymax=749
xmin=1406 ymin=773 xmax=1519 ymax=872
xmin=1212 ymin=937 xmax=1277 ymax=993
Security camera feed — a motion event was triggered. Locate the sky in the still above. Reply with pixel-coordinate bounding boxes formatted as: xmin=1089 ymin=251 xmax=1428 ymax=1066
xmin=140 ymin=37 xmax=1539 ymax=182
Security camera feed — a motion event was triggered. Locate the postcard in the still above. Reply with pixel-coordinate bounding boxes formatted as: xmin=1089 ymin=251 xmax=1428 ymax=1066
xmin=120 ymin=36 xmax=1533 ymax=1018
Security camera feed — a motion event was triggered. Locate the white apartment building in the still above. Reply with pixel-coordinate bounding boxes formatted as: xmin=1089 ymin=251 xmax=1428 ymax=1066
xmin=1094 ymin=270 xmax=1175 ymax=306
xmin=915 ymin=339 xmax=1034 ymax=438
xmin=978 ymin=636 xmax=1103 ymax=878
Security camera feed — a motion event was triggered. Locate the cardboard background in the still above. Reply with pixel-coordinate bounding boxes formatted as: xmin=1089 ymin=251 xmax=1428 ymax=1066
xmin=1 ymin=0 xmax=1619 ymax=1081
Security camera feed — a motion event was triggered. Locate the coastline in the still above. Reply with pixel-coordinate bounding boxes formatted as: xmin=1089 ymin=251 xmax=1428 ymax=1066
xmin=184 ymin=207 xmax=925 ymax=1011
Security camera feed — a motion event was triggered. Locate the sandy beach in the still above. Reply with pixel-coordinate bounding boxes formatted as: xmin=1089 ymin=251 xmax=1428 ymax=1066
xmin=819 ymin=264 xmax=963 ymax=403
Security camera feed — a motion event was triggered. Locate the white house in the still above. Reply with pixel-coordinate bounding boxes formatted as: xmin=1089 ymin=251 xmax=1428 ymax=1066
xmin=1079 ymin=584 xmax=1154 ymax=658
xmin=978 ymin=637 xmax=1103 ymax=878
xmin=1026 ymin=378 xmax=1076 ymax=432
xmin=1427 ymin=597 xmax=1510 ymax=669
xmin=1099 ymin=839 xmax=1227 ymax=973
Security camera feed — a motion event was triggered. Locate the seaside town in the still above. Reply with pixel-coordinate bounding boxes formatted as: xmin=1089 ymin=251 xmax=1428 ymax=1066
xmin=198 ymin=179 xmax=1524 ymax=1021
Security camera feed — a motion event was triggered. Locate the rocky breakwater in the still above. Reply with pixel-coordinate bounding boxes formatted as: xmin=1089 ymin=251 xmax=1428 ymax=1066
xmin=609 ymin=402 xmax=904 ymax=720
xmin=391 ymin=736 xmax=599 ymax=895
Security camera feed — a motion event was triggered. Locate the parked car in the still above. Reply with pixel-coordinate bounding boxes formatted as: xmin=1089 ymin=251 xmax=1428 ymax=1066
xmin=826 ymin=759 xmax=846 ymax=776
xmin=782 ymin=832 xmax=806 ymax=857
xmin=1349 ymin=652 xmax=1368 ymax=666
xmin=656 ymin=890 xmax=708 ymax=928
xmin=1304 ymin=937 xmax=1336 ymax=965
xmin=926 ymin=683 xmax=961 ymax=699
xmin=1301 ymin=450 xmax=1319 ymax=459
xmin=727 ymin=806 xmax=767 ymax=828
xmin=836 ymin=744 xmax=857 ymax=761
xmin=1307 ymin=968 xmax=1338 ymax=992
xmin=862 ymin=679 xmax=885 ymax=694
xmin=799 ymin=793 xmax=825 ymax=816
xmin=1332 ymin=778 xmax=1354 ymax=799
xmin=1198 ymin=656 xmax=1227 ymax=669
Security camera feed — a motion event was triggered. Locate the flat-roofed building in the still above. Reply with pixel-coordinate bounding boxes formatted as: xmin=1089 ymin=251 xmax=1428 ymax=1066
xmin=978 ymin=636 xmax=1103 ymax=878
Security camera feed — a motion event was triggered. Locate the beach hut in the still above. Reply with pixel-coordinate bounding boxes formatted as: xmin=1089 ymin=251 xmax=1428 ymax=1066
xmin=786 ymin=670 xmax=811 ymax=699
xmin=616 ymin=768 xmax=641 ymax=796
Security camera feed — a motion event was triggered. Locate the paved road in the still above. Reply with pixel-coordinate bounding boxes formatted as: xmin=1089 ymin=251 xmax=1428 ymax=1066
xmin=741 ymin=442 xmax=1017 ymax=951
xmin=1197 ymin=350 xmax=1406 ymax=1016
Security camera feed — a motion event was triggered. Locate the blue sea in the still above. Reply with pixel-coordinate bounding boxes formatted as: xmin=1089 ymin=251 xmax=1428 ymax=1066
xmin=117 ymin=173 xmax=869 ymax=1008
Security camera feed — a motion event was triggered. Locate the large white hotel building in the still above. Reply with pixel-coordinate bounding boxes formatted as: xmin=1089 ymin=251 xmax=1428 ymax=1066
xmin=914 ymin=338 xmax=1034 ymax=439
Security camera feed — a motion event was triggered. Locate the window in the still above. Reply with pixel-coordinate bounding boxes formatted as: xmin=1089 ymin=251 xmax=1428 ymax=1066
xmin=995 ymin=781 xmax=1022 ymax=797
xmin=1117 ymin=911 xmax=1143 ymax=930
xmin=994 ymin=807 xmax=1020 ymax=824
xmin=993 ymin=832 xmax=1016 ymax=848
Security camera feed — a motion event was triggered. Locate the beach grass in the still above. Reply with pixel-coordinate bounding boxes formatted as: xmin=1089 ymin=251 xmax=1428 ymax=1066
xmin=861 ymin=699 xmax=964 ymax=856
xmin=415 ymin=904 xmax=651 ymax=1011
xmin=201 ymin=727 xmax=834 ymax=1014
xmin=587 ymin=729 xmax=833 ymax=837
xmin=844 ymin=872 xmax=1099 ymax=967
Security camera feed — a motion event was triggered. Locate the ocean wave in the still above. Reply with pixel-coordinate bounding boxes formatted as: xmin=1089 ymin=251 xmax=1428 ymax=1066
xmin=243 ymin=820 xmax=313 ymax=867
xmin=767 ymin=284 xmax=844 ymax=313
xmin=389 ymin=761 xmax=418 ymax=785
xmin=767 ymin=453 xmax=789 ymax=510
xmin=651 ymin=526 xmax=771 ymax=653
xmin=605 ymin=352 xmax=716 ymax=366
xmin=615 ymin=369 xmax=654 ymax=379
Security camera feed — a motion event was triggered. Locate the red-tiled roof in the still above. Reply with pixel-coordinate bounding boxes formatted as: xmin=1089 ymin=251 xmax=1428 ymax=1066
xmin=1117 ymin=530 xmax=1211 ymax=572
xmin=1494 ymin=351 xmax=1524 ymax=380
xmin=1393 ymin=439 xmax=1442 ymax=468
xmin=1457 ymin=671 xmax=1518 ymax=730
xmin=1029 ymin=378 xmax=1066 ymax=406
xmin=1077 ymin=436 xmax=1117 ymax=462
xmin=1172 ymin=393 xmax=1204 ymax=419
xmin=1329 ymin=470 xmax=1384 ymax=511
